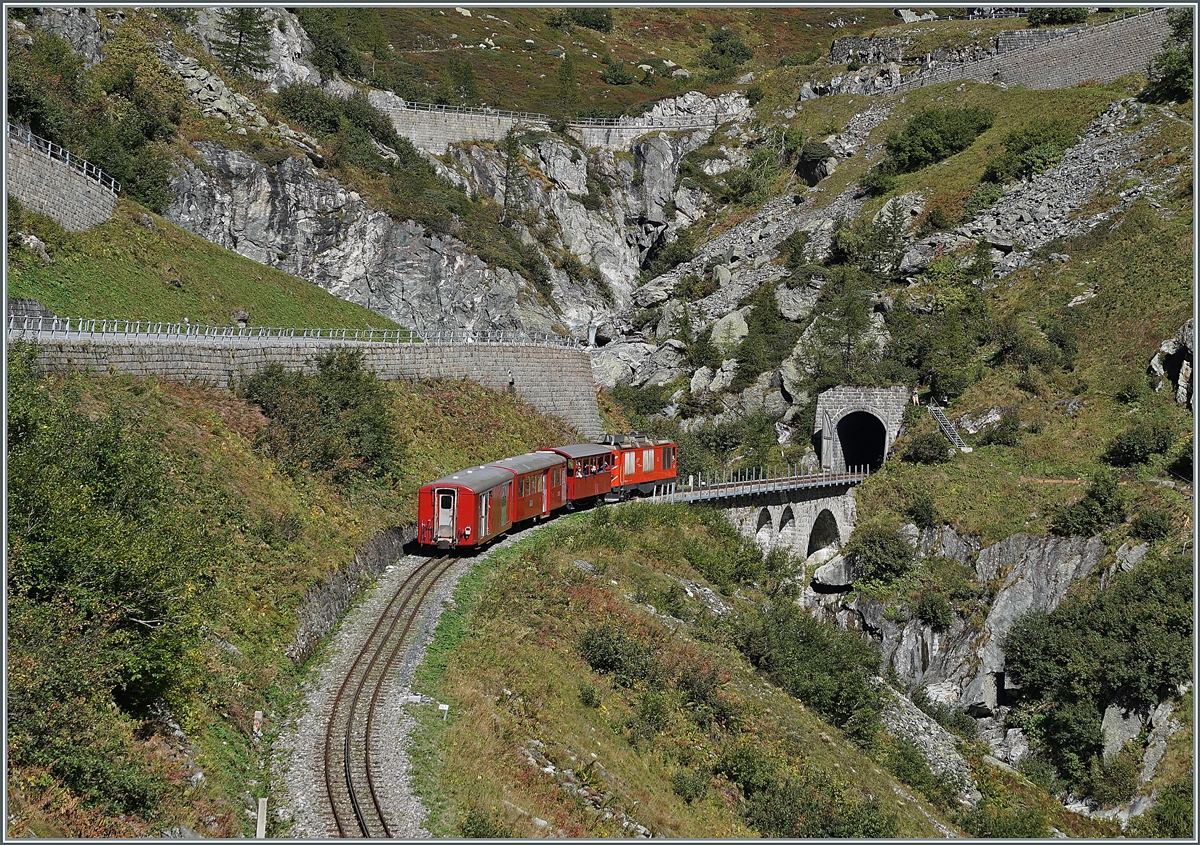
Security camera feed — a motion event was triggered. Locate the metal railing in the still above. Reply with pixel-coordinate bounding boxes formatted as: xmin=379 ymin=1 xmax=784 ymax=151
xmin=650 ymin=465 xmax=871 ymax=505
xmin=929 ymin=404 xmax=971 ymax=452
xmin=6 ymin=123 xmax=121 ymax=194
xmin=5 ymin=315 xmax=585 ymax=349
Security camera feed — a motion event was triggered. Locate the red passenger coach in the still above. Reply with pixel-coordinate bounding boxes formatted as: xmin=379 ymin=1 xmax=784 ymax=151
xmin=487 ymin=452 xmax=568 ymax=523
xmin=417 ymin=466 xmax=513 ymax=550
xmin=538 ymin=443 xmax=614 ymax=504
xmin=600 ymin=433 xmax=678 ymax=496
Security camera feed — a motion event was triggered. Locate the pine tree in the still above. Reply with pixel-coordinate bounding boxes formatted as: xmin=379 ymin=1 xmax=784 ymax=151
xmin=556 ymin=50 xmax=579 ymax=122
xmin=212 ymin=8 xmax=272 ymax=78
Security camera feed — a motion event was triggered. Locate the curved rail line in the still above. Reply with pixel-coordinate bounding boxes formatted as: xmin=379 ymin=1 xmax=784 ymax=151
xmin=322 ymin=555 xmax=456 ymax=838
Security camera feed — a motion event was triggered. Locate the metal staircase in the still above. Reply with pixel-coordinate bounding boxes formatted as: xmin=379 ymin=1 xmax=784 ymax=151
xmin=929 ymin=403 xmax=972 ymax=452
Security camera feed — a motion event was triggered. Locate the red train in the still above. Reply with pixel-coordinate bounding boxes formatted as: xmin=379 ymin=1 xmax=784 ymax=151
xmin=417 ymin=433 xmax=677 ymax=550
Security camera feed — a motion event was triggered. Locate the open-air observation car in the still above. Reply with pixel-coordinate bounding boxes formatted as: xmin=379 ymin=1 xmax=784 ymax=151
xmin=487 ymin=451 xmax=568 ymax=524
xmin=537 ymin=443 xmax=614 ymax=504
xmin=417 ymin=465 xmax=513 ymax=550
xmin=599 ymin=433 xmax=677 ymax=497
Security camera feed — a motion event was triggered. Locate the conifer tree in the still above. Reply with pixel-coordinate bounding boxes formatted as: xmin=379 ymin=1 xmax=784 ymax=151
xmin=212 ymin=8 xmax=272 ymax=78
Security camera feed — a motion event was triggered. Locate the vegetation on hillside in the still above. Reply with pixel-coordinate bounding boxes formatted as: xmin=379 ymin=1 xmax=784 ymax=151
xmin=4 ymin=349 xmax=579 ymax=837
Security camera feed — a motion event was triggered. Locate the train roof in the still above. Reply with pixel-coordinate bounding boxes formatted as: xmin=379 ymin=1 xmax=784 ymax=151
xmin=425 ymin=465 xmax=513 ymax=493
xmin=538 ymin=443 xmax=614 ymax=460
xmin=488 ymin=452 xmax=566 ymax=474
xmin=596 ymin=432 xmax=674 ymax=448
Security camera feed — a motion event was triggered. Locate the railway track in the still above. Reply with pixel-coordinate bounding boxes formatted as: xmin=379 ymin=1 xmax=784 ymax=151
xmin=322 ymin=555 xmax=456 ymax=838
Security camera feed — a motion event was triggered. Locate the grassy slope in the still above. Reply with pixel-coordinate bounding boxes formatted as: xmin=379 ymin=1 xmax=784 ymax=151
xmin=407 ymin=507 xmax=1123 ymax=839
xmin=6 ymin=198 xmax=399 ymax=329
xmin=856 ymin=104 xmax=1193 ymax=544
xmin=376 ymin=7 xmax=902 ymax=116
xmin=4 ymin=369 xmax=580 ymax=838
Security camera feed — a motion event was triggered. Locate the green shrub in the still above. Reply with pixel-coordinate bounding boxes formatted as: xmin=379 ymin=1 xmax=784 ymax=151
xmin=567 ymin=8 xmax=614 ymax=33
xmin=914 ymin=591 xmax=953 ymax=630
xmin=745 ymin=84 xmax=764 ymax=106
xmin=601 ymin=64 xmax=635 ymax=85
xmin=1130 ymin=507 xmax=1171 ymax=542
xmin=701 ymin=29 xmax=753 ymax=70
xmin=858 ymin=162 xmax=898 ymax=197
xmin=746 ymin=770 xmax=899 ymax=837
xmin=1027 ymin=7 xmax=1089 ymax=27
xmin=1104 ymin=420 xmax=1175 ymax=466
xmin=903 ymin=488 xmax=938 ymax=529
xmin=1004 ymin=554 xmax=1192 ymax=785
xmin=960 ymin=801 xmax=1049 ymax=838
xmin=1050 ymin=469 xmax=1127 ymax=536
xmin=1144 ymin=8 xmax=1194 ymax=103
xmin=578 ymin=681 xmax=601 ymax=708
xmin=239 ymin=349 xmax=402 ymax=481
xmin=715 ymin=741 xmax=778 ymax=797
xmin=845 ymin=523 xmax=915 ymax=581
xmin=578 ymin=623 xmax=659 ymax=687
xmin=884 ymin=107 xmax=994 ymax=174
xmin=904 ymin=432 xmax=951 ymax=465
xmin=962 ymin=182 xmax=1006 ymax=219
xmin=983 ymin=119 xmax=1079 ymax=183
xmin=730 ymin=284 xmax=802 ymax=391
xmin=640 ymin=229 xmax=697 ymax=282
xmin=628 ymin=689 xmax=672 ymax=743
xmin=880 ymin=736 xmax=959 ymax=808
xmin=735 ymin=601 xmax=884 ymax=732
xmin=458 ymin=807 xmax=515 ymax=838
xmin=979 ymin=409 xmax=1021 ymax=447
xmin=1088 ymin=747 xmax=1140 ymax=807
xmin=671 ymin=768 xmax=710 ymax=804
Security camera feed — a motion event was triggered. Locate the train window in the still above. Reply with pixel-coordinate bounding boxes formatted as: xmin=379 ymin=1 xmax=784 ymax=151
xmin=624 ymin=451 xmax=636 ymax=475
xmin=643 ymin=448 xmax=654 ymax=470
xmin=537 ymin=475 xmax=543 ymax=492
xmin=566 ymin=459 xmax=575 ymax=477
xmin=663 ymin=447 xmax=674 ymax=470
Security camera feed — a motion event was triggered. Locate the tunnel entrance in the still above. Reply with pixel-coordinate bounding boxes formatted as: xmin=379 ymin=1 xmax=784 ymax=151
xmin=836 ymin=411 xmax=886 ymax=472
xmin=807 ymin=509 xmax=840 ymax=557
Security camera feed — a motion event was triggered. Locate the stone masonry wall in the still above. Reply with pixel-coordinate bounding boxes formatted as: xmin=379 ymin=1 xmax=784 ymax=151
xmin=20 ymin=338 xmax=604 ymax=439
xmin=5 ymin=136 xmax=117 ymax=231
xmin=815 ymin=385 xmax=910 ymax=472
xmin=888 ymin=9 xmax=1172 ymax=94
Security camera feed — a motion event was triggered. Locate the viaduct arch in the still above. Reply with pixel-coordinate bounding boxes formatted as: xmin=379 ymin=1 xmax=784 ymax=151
xmin=726 ymin=485 xmax=857 ymax=562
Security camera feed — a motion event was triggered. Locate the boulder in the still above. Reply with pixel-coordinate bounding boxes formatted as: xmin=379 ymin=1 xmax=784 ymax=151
xmin=711 ymin=310 xmax=749 ymax=354
xmin=962 ymin=672 xmax=998 ymax=717
xmin=775 ymin=281 xmax=822 ymax=322
xmin=1100 ymin=703 xmax=1143 ymax=763
xmin=812 ymin=555 xmax=854 ymax=588
xmin=590 ymin=341 xmax=655 ymax=389
xmin=639 ymin=339 xmax=689 ymax=387
xmin=708 ymin=359 xmax=739 ymax=393
xmin=690 ymin=365 xmax=714 ymax=395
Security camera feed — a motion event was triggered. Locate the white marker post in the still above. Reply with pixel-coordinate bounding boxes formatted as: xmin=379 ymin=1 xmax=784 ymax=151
xmin=439 ymin=703 xmax=450 ymax=721
xmin=256 ymin=797 xmax=267 ymax=838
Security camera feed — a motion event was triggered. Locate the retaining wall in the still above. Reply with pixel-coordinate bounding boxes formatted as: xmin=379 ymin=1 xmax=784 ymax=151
xmin=19 ymin=337 xmax=604 ymax=439
xmin=888 ymin=9 xmax=1172 ymax=94
xmin=5 ymin=136 xmax=117 ymax=231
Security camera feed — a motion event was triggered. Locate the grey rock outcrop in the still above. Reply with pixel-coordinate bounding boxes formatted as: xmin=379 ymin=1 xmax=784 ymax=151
xmin=184 ymin=7 xmax=321 ymax=92
xmin=28 ymin=6 xmax=109 ymax=64
xmin=1101 ymin=703 xmax=1144 ymax=763
xmin=1149 ymin=318 xmax=1194 ymax=410
xmin=900 ymin=100 xmax=1175 ymax=282
xmin=167 ymin=143 xmax=561 ymax=335
xmin=880 ymin=685 xmax=978 ymax=804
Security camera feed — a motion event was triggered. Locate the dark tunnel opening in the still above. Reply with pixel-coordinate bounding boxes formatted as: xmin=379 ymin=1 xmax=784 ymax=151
xmin=837 ymin=411 xmax=886 ymax=472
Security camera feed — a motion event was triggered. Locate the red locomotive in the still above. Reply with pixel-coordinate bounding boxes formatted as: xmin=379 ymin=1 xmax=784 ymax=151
xmin=417 ymin=434 xmax=677 ymax=550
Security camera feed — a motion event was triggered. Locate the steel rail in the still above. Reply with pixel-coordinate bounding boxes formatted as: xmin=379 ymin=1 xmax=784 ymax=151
xmin=323 ymin=555 xmax=455 ymax=838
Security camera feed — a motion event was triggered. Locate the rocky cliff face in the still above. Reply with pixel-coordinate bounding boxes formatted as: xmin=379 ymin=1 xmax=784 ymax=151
xmin=804 ymin=524 xmax=1110 ymax=767
xmin=166 ymin=143 xmax=562 ymax=334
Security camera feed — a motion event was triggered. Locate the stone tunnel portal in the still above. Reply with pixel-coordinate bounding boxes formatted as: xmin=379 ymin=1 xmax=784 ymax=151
xmin=836 ymin=411 xmax=887 ymax=472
